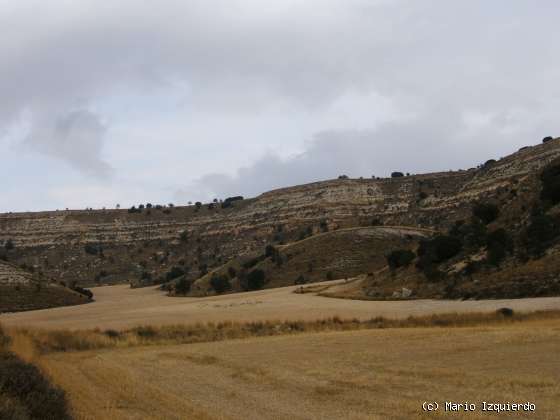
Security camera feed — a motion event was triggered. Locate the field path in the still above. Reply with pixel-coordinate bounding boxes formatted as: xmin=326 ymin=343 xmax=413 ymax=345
xmin=2 ymin=282 xmax=560 ymax=330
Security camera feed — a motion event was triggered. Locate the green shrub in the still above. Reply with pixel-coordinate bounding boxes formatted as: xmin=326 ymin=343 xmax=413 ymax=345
xmin=165 ymin=266 xmax=185 ymax=282
xmin=417 ymin=235 xmax=462 ymax=263
xmin=295 ymin=275 xmax=307 ymax=285
xmin=540 ymin=160 xmax=560 ymax=205
xmin=485 ymin=228 xmax=512 ymax=266
xmin=0 ymin=352 xmax=71 ymax=420
xmin=246 ymin=269 xmax=266 ymax=290
xmin=84 ymin=243 xmax=102 ymax=255
xmin=175 ymin=277 xmax=191 ymax=295
xmin=386 ymin=249 xmax=415 ymax=269
xmin=472 ymin=202 xmax=500 ymax=224
xmin=210 ymin=274 xmax=231 ymax=294
xmin=522 ymin=212 xmax=559 ymax=256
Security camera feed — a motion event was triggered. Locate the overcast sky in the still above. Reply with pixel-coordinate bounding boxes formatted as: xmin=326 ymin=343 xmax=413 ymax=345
xmin=1 ymin=0 xmax=559 ymax=212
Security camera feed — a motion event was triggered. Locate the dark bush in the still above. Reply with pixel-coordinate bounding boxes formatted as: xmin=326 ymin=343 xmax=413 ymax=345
xmin=179 ymin=231 xmax=188 ymax=242
xmin=246 ymin=269 xmax=266 ymax=290
xmin=73 ymin=286 xmax=93 ymax=299
xmin=135 ymin=326 xmax=157 ymax=338
xmin=174 ymin=277 xmax=191 ymax=295
xmin=386 ymin=249 xmax=415 ymax=269
xmin=523 ymin=212 xmax=559 ymax=256
xmin=210 ymin=274 xmax=231 ymax=294
xmin=543 ymin=136 xmax=554 ymax=143
xmin=496 ymin=307 xmax=514 ymax=317
xmin=295 ymin=275 xmax=307 ymax=285
xmin=84 ymin=244 xmax=102 ymax=256
xmin=242 ymin=255 xmax=266 ymax=269
xmin=485 ymin=228 xmax=512 ymax=266
xmin=227 ymin=266 xmax=237 ymax=278
xmin=391 ymin=172 xmax=404 ymax=178
xmin=265 ymin=244 xmax=276 ymax=258
xmin=221 ymin=196 xmax=243 ymax=208
xmin=104 ymin=329 xmax=121 ymax=339
xmin=472 ymin=202 xmax=500 ymax=224
xmin=326 ymin=271 xmax=334 ymax=280
xmin=0 ymin=352 xmax=72 ymax=420
xmin=540 ymin=160 xmax=560 ymax=205
xmin=166 ymin=266 xmax=185 ymax=282
xmin=338 ymin=175 xmax=349 ymax=179
xmin=417 ymin=235 xmax=462 ymax=263
xmin=4 ymin=239 xmax=14 ymax=251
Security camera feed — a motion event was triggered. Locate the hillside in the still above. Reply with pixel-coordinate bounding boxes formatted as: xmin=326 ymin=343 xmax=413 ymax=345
xmin=0 ymin=137 xmax=559 ymax=298
xmin=177 ymin=226 xmax=433 ymax=296
xmin=0 ymin=261 xmax=90 ymax=313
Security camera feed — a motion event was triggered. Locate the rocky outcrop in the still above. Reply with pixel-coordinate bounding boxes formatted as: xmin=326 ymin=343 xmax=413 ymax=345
xmin=1 ymin=139 xmax=559 ymax=287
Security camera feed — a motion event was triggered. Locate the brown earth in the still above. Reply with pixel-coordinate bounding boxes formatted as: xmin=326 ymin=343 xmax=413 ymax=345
xmin=2 ymin=282 xmax=560 ymax=331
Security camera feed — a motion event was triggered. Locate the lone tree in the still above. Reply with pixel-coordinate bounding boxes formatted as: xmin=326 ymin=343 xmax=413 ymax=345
xmin=391 ymin=172 xmax=404 ymax=178
xmin=543 ymin=136 xmax=554 ymax=143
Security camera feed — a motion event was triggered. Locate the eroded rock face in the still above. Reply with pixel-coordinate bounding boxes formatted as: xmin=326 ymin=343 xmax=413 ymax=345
xmin=1 ymin=140 xmax=559 ymax=287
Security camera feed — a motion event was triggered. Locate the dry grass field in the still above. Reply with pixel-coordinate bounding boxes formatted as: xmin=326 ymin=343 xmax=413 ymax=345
xmin=2 ymin=282 xmax=560 ymax=330
xmin=35 ymin=318 xmax=560 ymax=420
xmin=3 ymin=285 xmax=560 ymax=419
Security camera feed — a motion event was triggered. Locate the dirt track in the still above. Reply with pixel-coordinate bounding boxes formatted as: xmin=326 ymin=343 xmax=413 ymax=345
xmin=2 ymin=282 xmax=560 ymax=330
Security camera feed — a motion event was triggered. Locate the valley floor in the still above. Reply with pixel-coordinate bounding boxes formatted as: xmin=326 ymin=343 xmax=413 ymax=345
xmin=2 ymin=281 xmax=560 ymax=330
xmin=41 ymin=318 xmax=560 ymax=419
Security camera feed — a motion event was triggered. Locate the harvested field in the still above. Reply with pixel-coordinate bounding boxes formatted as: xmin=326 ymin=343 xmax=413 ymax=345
xmin=2 ymin=282 xmax=560 ymax=330
xmin=39 ymin=318 xmax=560 ymax=419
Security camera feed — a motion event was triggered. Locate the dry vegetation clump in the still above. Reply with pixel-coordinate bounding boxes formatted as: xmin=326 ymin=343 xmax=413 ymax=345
xmin=8 ymin=309 xmax=560 ymax=354
xmin=0 ymin=324 xmax=72 ymax=420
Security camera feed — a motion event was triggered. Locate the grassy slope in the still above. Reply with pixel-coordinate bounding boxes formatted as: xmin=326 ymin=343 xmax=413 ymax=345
xmin=187 ymin=226 xmax=433 ymax=296
xmin=0 ymin=261 xmax=89 ymax=313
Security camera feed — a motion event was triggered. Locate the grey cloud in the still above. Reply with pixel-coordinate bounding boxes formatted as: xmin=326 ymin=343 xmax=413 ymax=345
xmin=184 ymin=105 xmax=557 ymax=202
xmin=1 ymin=1 xmax=560 ymax=208
xmin=24 ymin=110 xmax=112 ymax=178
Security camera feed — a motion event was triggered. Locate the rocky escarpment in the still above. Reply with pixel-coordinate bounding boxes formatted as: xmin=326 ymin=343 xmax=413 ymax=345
xmin=1 ymin=138 xmax=559 ymax=288
xmin=0 ymin=261 xmax=89 ymax=313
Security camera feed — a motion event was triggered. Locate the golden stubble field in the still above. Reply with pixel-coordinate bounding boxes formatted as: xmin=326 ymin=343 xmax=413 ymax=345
xmin=2 ymin=282 xmax=560 ymax=330
xmin=39 ymin=319 xmax=560 ymax=420
xmin=3 ymin=284 xmax=560 ymax=419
